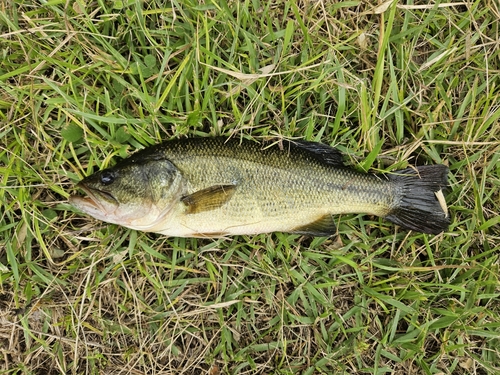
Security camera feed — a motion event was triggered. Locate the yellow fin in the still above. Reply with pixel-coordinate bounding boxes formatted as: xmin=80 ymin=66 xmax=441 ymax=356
xmin=292 ymin=214 xmax=337 ymax=236
xmin=181 ymin=185 xmax=236 ymax=214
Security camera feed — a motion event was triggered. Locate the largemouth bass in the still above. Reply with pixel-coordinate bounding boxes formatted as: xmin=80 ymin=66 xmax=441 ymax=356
xmin=69 ymin=137 xmax=450 ymax=236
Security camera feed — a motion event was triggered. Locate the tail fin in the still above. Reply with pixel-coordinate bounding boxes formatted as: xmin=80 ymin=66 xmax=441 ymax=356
xmin=385 ymin=165 xmax=450 ymax=234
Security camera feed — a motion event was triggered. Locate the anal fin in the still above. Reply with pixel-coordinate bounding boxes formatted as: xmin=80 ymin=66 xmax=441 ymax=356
xmin=292 ymin=214 xmax=337 ymax=237
xmin=181 ymin=184 xmax=236 ymax=214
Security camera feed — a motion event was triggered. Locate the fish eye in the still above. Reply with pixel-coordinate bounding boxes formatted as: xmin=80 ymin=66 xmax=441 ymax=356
xmin=100 ymin=170 xmax=116 ymax=185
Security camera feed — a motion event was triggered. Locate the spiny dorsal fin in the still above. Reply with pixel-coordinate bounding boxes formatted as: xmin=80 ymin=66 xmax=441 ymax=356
xmin=292 ymin=214 xmax=337 ymax=236
xmin=292 ymin=141 xmax=345 ymax=167
xmin=181 ymin=185 xmax=236 ymax=214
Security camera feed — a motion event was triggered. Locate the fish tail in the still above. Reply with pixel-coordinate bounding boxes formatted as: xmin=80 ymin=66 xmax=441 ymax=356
xmin=385 ymin=165 xmax=450 ymax=234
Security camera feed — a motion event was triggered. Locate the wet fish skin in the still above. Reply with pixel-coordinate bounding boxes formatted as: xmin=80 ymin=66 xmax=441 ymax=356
xmin=69 ymin=137 xmax=450 ymax=236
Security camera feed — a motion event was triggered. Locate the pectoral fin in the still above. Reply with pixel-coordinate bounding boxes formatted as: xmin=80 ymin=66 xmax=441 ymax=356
xmin=181 ymin=185 xmax=236 ymax=214
xmin=292 ymin=214 xmax=337 ymax=236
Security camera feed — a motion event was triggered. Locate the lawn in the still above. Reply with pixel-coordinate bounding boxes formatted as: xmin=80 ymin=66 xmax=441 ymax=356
xmin=1 ymin=0 xmax=499 ymax=374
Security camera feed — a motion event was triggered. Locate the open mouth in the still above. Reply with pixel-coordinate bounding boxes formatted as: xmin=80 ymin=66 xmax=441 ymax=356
xmin=69 ymin=183 xmax=118 ymax=213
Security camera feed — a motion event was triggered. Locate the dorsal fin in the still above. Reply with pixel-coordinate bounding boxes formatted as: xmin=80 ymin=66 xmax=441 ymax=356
xmin=292 ymin=141 xmax=345 ymax=167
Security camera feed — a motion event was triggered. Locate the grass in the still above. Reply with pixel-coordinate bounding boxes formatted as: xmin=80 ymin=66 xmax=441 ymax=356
xmin=1 ymin=0 xmax=499 ymax=374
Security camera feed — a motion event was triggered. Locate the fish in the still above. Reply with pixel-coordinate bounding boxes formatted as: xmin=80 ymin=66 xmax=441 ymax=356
xmin=69 ymin=137 xmax=450 ymax=237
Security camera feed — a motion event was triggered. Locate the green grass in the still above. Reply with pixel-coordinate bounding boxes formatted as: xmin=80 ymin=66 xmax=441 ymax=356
xmin=1 ymin=0 xmax=499 ymax=374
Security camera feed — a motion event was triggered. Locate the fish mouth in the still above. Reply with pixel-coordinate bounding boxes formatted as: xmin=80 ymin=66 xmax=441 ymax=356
xmin=69 ymin=182 xmax=118 ymax=214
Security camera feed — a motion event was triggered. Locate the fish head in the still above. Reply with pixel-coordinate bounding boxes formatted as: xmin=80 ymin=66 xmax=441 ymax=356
xmin=70 ymin=157 xmax=184 ymax=231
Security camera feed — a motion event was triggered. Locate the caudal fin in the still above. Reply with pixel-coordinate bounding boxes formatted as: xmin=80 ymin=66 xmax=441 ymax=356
xmin=385 ymin=165 xmax=450 ymax=234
